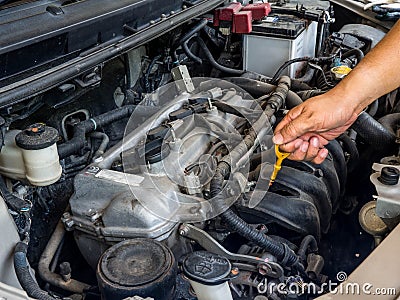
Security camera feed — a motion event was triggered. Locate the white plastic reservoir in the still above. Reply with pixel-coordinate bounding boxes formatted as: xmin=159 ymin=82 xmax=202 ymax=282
xmin=14 ymin=124 xmax=62 ymax=186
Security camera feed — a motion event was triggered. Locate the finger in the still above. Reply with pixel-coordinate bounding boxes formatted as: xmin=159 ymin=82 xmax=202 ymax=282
xmin=273 ymin=112 xmax=313 ymax=145
xmin=278 ymin=139 xmax=303 ymax=153
xmin=304 ymin=137 xmax=320 ymax=161
xmin=288 ymin=141 xmax=309 ymax=161
xmin=311 ymin=148 xmax=329 ymax=164
xmin=273 ymin=106 xmax=304 ymax=144
xmin=300 ymin=133 xmax=330 ymax=147
xmin=274 ymin=105 xmax=304 ymax=133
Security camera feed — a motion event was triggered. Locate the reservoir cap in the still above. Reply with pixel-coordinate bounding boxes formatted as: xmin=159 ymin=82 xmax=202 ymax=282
xmin=15 ymin=123 xmax=59 ymax=150
xmin=379 ymin=167 xmax=399 ymax=185
xmin=182 ymin=251 xmax=232 ymax=286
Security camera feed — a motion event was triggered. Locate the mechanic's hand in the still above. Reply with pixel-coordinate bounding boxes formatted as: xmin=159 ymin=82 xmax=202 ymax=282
xmin=272 ymin=94 xmax=359 ymax=164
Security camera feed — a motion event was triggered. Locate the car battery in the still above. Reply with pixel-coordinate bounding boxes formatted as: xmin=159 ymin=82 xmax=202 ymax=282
xmin=243 ymin=15 xmax=318 ymax=78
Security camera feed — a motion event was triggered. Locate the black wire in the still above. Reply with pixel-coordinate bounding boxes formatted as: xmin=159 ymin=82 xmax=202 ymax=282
xmin=144 ymin=55 xmax=161 ymax=93
xmin=196 ymin=37 xmax=244 ymax=75
xmin=182 ymin=35 xmax=202 ymax=64
xmin=270 ymin=55 xmax=336 ymax=84
xmin=172 ymin=19 xmax=208 ymax=64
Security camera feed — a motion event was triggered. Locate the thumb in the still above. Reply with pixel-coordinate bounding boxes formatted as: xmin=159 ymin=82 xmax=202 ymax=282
xmin=273 ymin=108 xmax=311 ymax=144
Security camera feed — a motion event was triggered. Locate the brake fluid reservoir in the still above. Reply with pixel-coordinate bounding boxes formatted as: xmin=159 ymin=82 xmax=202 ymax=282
xmin=15 ymin=124 xmax=62 ymax=186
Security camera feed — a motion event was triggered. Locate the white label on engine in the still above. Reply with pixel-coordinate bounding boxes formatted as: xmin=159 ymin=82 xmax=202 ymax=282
xmin=265 ymin=16 xmax=278 ymax=23
xmin=95 ymin=169 xmax=144 ymax=186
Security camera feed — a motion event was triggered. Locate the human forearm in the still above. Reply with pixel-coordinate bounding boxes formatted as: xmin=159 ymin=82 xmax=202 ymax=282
xmin=326 ymin=20 xmax=400 ymax=114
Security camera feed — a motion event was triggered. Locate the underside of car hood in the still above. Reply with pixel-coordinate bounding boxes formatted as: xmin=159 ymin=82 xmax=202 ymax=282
xmin=0 ymin=0 xmax=224 ymax=106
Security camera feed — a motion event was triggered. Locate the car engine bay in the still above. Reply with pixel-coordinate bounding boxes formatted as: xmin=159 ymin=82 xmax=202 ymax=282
xmin=0 ymin=0 xmax=400 ymax=299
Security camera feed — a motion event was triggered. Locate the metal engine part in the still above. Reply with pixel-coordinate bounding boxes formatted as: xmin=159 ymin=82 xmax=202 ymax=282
xmin=66 ymin=78 xmax=346 ymax=270
xmin=67 ymin=80 xmax=273 ymax=266
xmin=2 ymin=1 xmax=400 ymax=300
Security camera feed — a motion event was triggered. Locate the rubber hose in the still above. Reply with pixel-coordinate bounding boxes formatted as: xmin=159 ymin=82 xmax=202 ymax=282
xmin=291 ymin=78 xmax=314 ymax=91
xmin=0 ymin=116 xmax=5 ymax=153
xmin=378 ymin=113 xmax=400 ymax=135
xmin=225 ymin=77 xmax=303 ymax=108
xmin=297 ymin=89 xmax=325 ymax=101
xmin=337 ymin=133 xmax=359 ymax=173
xmin=178 ymin=19 xmax=208 ymax=45
xmin=14 ymin=242 xmax=57 ymax=300
xmin=341 ymin=48 xmax=364 ymax=62
xmin=90 ymin=132 xmax=110 ymax=158
xmin=241 ymin=71 xmax=313 ymax=91
xmin=221 ymin=208 xmax=298 ymax=266
xmin=172 ymin=19 xmax=208 ymax=63
xmin=366 ymin=99 xmax=379 ymax=117
xmin=211 ymin=162 xmax=298 ymax=266
xmin=297 ymin=235 xmax=318 ymax=262
xmin=295 ymin=67 xmax=315 ymax=84
xmin=196 ymin=37 xmax=245 ymax=75
xmin=58 ymin=105 xmax=135 ymax=159
xmin=271 ymin=57 xmax=313 ymax=84
xmin=325 ymin=141 xmax=347 ymax=200
xmin=351 ymin=112 xmax=397 ymax=151
xmin=182 ymin=37 xmax=202 ymax=64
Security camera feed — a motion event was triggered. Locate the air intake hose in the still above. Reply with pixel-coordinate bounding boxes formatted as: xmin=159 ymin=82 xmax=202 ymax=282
xmin=351 ymin=112 xmax=397 ymax=151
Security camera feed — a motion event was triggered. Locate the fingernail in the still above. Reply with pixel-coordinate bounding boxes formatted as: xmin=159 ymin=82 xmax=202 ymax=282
xmin=295 ymin=140 xmax=303 ymax=148
xmin=311 ymin=138 xmax=319 ymax=148
xmin=301 ymin=142 xmax=308 ymax=153
xmin=272 ymin=133 xmax=283 ymax=144
xmin=320 ymin=149 xmax=329 ymax=158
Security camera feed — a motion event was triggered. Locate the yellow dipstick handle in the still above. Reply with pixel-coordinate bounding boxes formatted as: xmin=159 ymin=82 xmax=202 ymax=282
xmin=269 ymin=144 xmax=291 ymax=186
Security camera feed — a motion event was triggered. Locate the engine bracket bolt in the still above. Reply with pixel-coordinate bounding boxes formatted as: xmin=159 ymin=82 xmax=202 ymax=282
xmin=179 ymin=225 xmax=190 ymax=236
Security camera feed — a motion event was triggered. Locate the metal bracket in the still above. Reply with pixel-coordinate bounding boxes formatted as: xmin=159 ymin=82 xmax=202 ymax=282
xmin=179 ymin=224 xmax=284 ymax=278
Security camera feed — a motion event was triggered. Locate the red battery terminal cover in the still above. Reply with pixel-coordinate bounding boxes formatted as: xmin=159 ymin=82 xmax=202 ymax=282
xmin=214 ymin=2 xmax=271 ymax=33
xmin=242 ymin=3 xmax=272 ymax=20
xmin=213 ymin=2 xmax=242 ymax=26
xmin=233 ymin=11 xmax=252 ymax=34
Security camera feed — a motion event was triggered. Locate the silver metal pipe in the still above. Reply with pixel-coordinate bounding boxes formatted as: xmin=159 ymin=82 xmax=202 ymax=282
xmin=38 ymin=221 xmax=91 ymax=294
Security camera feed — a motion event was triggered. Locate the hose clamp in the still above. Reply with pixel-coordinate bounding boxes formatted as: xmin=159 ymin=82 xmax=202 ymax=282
xmin=89 ymin=118 xmax=97 ymax=131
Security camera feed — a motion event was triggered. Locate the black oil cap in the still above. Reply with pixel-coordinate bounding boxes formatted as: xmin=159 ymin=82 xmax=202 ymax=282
xmin=15 ymin=123 xmax=59 ymax=150
xmin=182 ymin=251 xmax=232 ymax=286
xmin=379 ymin=167 xmax=400 ymax=185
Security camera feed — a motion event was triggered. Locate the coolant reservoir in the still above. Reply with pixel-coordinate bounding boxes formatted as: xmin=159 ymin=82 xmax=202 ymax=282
xmin=15 ymin=124 xmax=62 ymax=186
